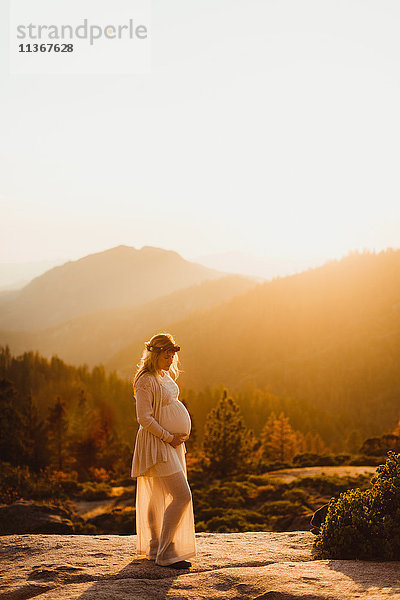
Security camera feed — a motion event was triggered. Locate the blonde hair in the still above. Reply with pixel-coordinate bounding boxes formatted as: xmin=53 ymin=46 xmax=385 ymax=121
xmin=133 ymin=332 xmax=181 ymax=386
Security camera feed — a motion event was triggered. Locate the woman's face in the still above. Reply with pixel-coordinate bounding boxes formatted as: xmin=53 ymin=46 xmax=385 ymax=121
xmin=157 ymin=349 xmax=176 ymax=372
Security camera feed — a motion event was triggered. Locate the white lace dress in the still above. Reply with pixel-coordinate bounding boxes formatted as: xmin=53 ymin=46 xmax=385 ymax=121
xmin=134 ymin=371 xmax=197 ymax=565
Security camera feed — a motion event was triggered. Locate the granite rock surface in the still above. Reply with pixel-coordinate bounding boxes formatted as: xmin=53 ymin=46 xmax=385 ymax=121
xmin=1 ymin=532 xmax=400 ymax=599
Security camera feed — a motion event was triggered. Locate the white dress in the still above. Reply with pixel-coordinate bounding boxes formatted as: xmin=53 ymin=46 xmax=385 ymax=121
xmin=134 ymin=371 xmax=197 ymax=566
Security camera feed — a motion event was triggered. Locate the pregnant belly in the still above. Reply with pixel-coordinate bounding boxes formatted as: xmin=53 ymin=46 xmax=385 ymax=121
xmin=160 ymin=400 xmax=191 ymax=436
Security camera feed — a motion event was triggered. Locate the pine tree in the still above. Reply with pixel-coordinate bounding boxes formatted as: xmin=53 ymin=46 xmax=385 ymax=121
xmin=68 ymin=388 xmax=92 ymax=440
xmin=202 ymin=390 xmax=255 ymax=478
xmin=260 ymin=411 xmax=277 ymax=459
xmin=92 ymin=403 xmax=123 ymax=475
xmin=0 ymin=378 xmax=26 ymax=465
xmin=22 ymin=392 xmax=49 ymax=471
xmin=310 ymin=432 xmax=327 ymax=454
xmin=303 ymin=431 xmax=313 ymax=453
xmin=47 ymin=396 xmax=68 ymax=471
xmin=68 ymin=389 xmax=97 ymax=479
xmin=0 ymin=345 xmax=12 ymax=373
xmin=294 ymin=429 xmax=306 ymax=454
xmin=262 ymin=411 xmax=299 ymax=462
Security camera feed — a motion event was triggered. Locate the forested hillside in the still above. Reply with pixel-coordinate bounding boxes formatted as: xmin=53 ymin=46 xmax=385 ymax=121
xmin=2 ymin=344 xmax=399 ymax=535
xmin=0 ymin=274 xmax=255 ymax=367
xmin=2 ymin=248 xmax=400 ymax=454
xmin=109 ymin=248 xmax=400 ymax=446
xmin=0 ymin=347 xmax=134 ymax=480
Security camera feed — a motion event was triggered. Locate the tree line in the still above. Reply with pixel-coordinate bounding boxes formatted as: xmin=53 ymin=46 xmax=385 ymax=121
xmin=1 ymin=345 xmax=398 ymax=485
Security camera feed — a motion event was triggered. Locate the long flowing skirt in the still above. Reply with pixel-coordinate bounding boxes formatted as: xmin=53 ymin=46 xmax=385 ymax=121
xmin=135 ymin=442 xmax=197 ymax=565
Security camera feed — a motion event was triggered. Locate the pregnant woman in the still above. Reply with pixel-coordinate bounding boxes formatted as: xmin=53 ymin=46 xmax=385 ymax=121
xmin=131 ymin=332 xmax=196 ymax=569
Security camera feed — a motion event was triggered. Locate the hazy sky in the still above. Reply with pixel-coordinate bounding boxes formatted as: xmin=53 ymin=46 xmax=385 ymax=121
xmin=1 ymin=0 xmax=399 ymax=267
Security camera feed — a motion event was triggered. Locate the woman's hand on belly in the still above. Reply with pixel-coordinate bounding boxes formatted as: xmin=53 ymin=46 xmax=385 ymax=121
xmin=169 ymin=433 xmax=189 ymax=447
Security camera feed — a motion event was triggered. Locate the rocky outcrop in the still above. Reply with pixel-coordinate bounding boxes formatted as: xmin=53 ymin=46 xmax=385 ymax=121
xmin=0 ymin=501 xmax=74 ymax=534
xmin=1 ymin=532 xmax=399 ymax=599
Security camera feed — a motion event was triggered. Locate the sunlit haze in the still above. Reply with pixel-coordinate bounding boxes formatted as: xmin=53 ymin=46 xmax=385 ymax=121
xmin=1 ymin=0 xmax=399 ymax=274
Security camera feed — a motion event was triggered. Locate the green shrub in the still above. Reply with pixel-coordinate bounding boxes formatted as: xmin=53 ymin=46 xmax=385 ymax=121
xmin=360 ymin=435 xmax=400 ymax=457
xmin=254 ymin=484 xmax=277 ymax=502
xmin=282 ymin=487 xmax=310 ymax=504
xmin=315 ymin=451 xmax=400 ymax=560
xmin=202 ymin=508 xmax=267 ymax=533
xmin=263 ymin=461 xmax=292 ymax=472
xmin=78 ymin=482 xmax=112 ymax=500
xmin=111 ymin=477 xmax=135 ymax=487
xmin=291 ymin=473 xmax=371 ymax=496
xmin=87 ymin=507 xmax=136 ymax=534
xmin=293 ymin=453 xmax=322 ymax=467
xmin=260 ymin=500 xmax=303 ymax=517
xmin=334 ymin=454 xmax=351 ymax=465
xmin=194 ymin=506 xmax=222 ymax=522
xmin=74 ymin=521 xmax=98 ymax=534
xmin=196 ymin=481 xmax=258 ymax=509
xmin=348 ymin=455 xmax=383 ymax=466
xmin=59 ymin=479 xmax=82 ymax=495
xmin=187 ymin=467 xmax=205 ymax=484
xmin=293 ymin=453 xmax=351 ymax=467
xmin=195 ymin=520 xmax=208 ymax=532
xmin=0 ymin=462 xmax=71 ymax=503
xmin=247 ymin=474 xmax=274 ymax=485
xmin=203 ymin=511 xmax=248 ymax=533
xmin=259 ymin=499 xmax=307 ymax=532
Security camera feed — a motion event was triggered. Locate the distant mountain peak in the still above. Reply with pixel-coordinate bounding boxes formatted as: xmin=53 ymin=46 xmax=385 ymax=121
xmin=139 ymin=245 xmax=183 ymax=259
xmin=81 ymin=244 xmax=182 ymax=260
xmin=107 ymin=244 xmax=133 ymax=253
xmin=0 ymin=244 xmax=223 ymax=331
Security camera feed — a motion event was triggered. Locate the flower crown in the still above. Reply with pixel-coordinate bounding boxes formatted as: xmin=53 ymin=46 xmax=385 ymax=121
xmin=146 ymin=342 xmax=181 ymax=353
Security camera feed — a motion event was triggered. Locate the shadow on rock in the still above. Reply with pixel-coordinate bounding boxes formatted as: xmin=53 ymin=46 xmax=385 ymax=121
xmin=75 ymin=558 xmax=190 ymax=600
xmin=327 ymin=559 xmax=400 ymax=592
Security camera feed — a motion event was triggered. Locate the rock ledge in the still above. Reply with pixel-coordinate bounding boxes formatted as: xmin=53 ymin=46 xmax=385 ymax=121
xmin=1 ymin=532 xmax=399 ymax=599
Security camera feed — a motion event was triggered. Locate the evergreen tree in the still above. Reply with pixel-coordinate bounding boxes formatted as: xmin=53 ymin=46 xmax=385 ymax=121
xmin=0 ymin=345 xmax=12 ymax=374
xmin=71 ymin=436 xmax=98 ymax=480
xmin=0 ymin=378 xmax=26 ymax=465
xmin=47 ymin=396 xmax=68 ymax=470
xmin=22 ymin=392 xmax=49 ymax=471
xmin=303 ymin=431 xmax=314 ymax=453
xmin=262 ymin=412 xmax=299 ymax=462
xmin=312 ymin=432 xmax=327 ymax=454
xmin=68 ymin=388 xmax=96 ymax=479
xmin=345 ymin=429 xmax=362 ymax=454
xmin=202 ymin=390 xmax=256 ymax=478
xmin=68 ymin=388 xmax=91 ymax=439
xmin=293 ymin=429 xmax=306 ymax=454
xmin=260 ymin=412 xmax=277 ymax=459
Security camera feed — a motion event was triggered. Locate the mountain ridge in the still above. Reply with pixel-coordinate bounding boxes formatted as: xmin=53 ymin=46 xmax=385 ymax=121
xmin=105 ymin=248 xmax=400 ymax=440
xmin=0 ymin=245 xmax=224 ymax=332
xmin=0 ymin=274 xmax=257 ymax=367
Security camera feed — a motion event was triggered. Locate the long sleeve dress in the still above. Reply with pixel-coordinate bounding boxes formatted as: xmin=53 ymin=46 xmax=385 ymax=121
xmin=131 ymin=370 xmax=197 ymax=566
